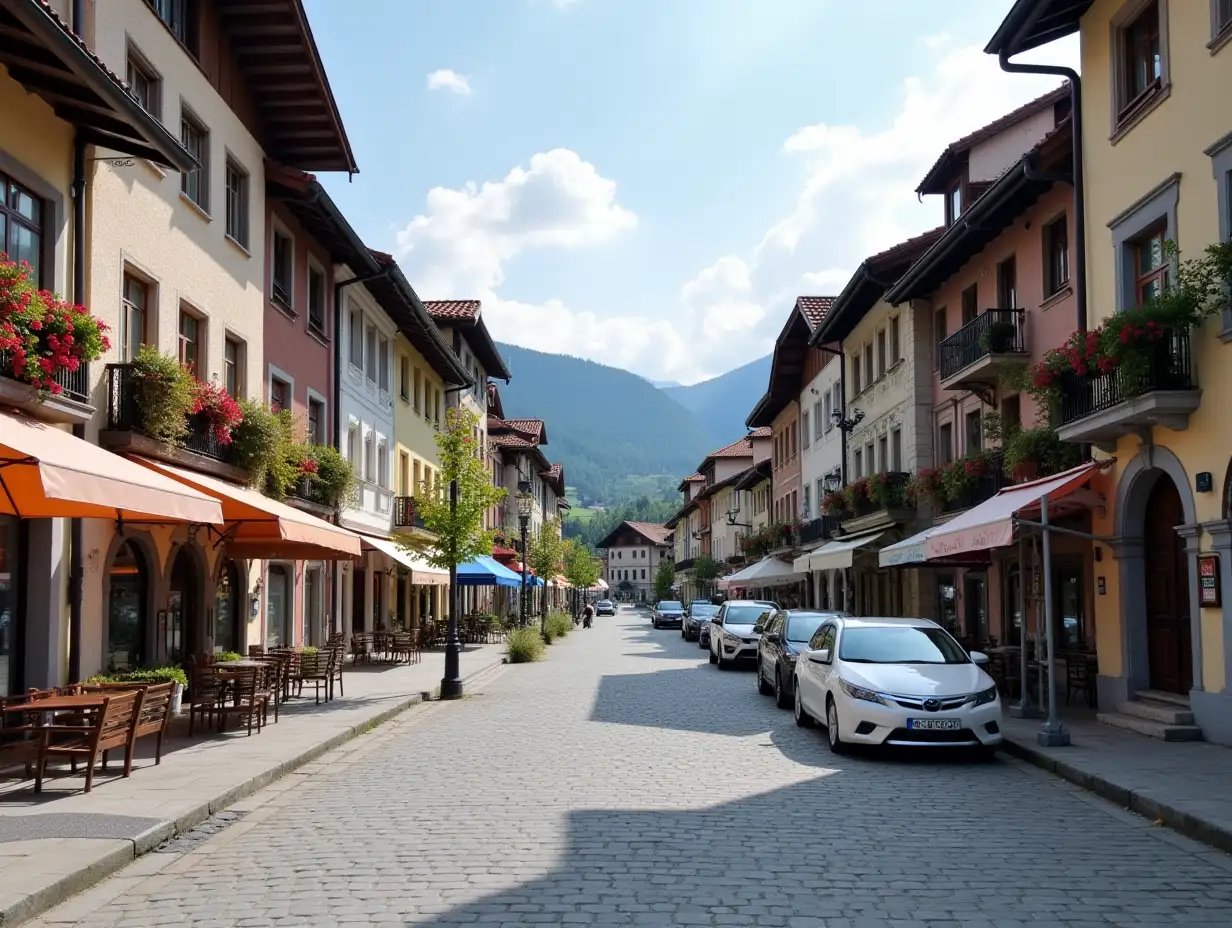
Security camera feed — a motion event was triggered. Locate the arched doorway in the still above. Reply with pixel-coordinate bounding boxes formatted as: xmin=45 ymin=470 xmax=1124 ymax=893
xmin=1143 ymin=475 xmax=1193 ymax=694
xmin=167 ymin=547 xmax=202 ymax=665
xmin=266 ymin=564 xmax=291 ymax=648
xmin=107 ymin=540 xmax=149 ymax=672
xmin=214 ymin=560 xmax=241 ymax=655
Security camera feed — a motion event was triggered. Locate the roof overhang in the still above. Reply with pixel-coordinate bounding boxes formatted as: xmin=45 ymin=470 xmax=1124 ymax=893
xmin=0 ymin=0 xmax=196 ymax=171
xmin=453 ymin=316 xmax=511 ymax=382
xmin=214 ymin=0 xmax=357 ymax=173
xmin=745 ymin=309 xmax=811 ymax=429
xmin=984 ymin=0 xmax=1092 ymax=58
xmin=733 ymin=459 xmax=772 ymax=492
xmin=266 ymin=164 xmax=377 ymax=272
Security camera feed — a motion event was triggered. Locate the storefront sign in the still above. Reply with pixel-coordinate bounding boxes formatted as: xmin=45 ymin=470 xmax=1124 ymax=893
xmin=1198 ymin=554 xmax=1220 ymax=607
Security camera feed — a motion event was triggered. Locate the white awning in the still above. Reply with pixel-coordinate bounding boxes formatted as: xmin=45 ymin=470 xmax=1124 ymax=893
xmin=361 ymin=535 xmax=449 ymax=586
xmin=879 ymin=525 xmax=947 ymax=567
xmin=792 ymin=552 xmax=813 ymax=574
xmin=807 ymin=531 xmax=886 ymax=571
xmin=718 ymin=556 xmax=800 ymax=589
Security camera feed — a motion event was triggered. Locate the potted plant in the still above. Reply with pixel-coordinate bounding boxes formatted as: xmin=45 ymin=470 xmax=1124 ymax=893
xmin=907 ymin=467 xmax=947 ymax=509
xmin=980 ymin=318 xmax=1019 ymax=354
xmin=1002 ymin=427 xmax=1082 ymax=482
xmin=88 ymin=666 xmax=189 ymax=714
xmin=821 ymin=490 xmax=849 ymax=518
xmin=192 ymin=378 xmax=243 ymax=445
xmin=844 ymin=477 xmax=871 ymax=515
xmin=130 ymin=345 xmax=195 ymax=444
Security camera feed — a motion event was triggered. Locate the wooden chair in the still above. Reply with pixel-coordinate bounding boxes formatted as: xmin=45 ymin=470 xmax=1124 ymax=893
xmin=1065 ymin=653 xmax=1096 ymax=708
xmin=297 ymin=650 xmax=330 ymax=704
xmin=255 ymin=659 xmax=281 ymax=725
xmin=217 ymin=667 xmax=262 ymax=736
xmin=34 ymin=690 xmax=142 ymax=793
xmin=327 ymin=644 xmax=345 ymax=700
xmin=188 ymin=667 xmax=224 ymax=736
xmin=78 ymin=681 xmax=174 ymax=765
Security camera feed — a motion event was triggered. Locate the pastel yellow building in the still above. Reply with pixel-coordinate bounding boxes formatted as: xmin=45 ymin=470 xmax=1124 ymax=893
xmin=393 ymin=332 xmax=445 ymax=507
xmin=989 ymin=0 xmax=1232 ymax=742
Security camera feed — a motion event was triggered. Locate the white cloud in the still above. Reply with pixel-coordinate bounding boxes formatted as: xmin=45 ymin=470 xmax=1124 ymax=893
xmin=426 ymin=69 xmax=472 ymax=95
xmin=398 ymin=36 xmax=1079 ymax=385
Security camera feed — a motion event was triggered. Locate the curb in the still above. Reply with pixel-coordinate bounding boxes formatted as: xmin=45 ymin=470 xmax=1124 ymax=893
xmin=1002 ymin=735 xmax=1232 ymax=856
xmin=0 ymin=655 xmax=508 ymax=928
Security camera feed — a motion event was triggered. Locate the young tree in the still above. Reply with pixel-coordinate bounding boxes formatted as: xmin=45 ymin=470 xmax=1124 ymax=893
xmin=402 ymin=408 xmax=506 ymax=696
xmin=691 ymin=554 xmax=722 ymax=598
xmin=527 ymin=517 xmax=566 ymax=628
xmin=563 ymin=540 xmax=602 ymax=615
xmin=652 ymin=558 xmax=676 ymax=602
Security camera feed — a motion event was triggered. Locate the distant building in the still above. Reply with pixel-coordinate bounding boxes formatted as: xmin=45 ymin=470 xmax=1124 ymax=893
xmin=597 ymin=522 xmax=672 ymax=602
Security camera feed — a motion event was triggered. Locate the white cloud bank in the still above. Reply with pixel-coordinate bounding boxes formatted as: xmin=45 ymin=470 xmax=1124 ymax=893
xmin=426 ymin=69 xmax=472 ymax=95
xmin=399 ymin=35 xmax=1078 ymax=385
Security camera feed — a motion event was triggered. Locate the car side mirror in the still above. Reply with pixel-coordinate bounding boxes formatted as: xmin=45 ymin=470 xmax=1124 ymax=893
xmin=969 ymin=650 xmax=990 ymax=666
xmin=764 ymin=633 xmax=780 ymax=644
xmin=712 ymin=616 xmax=723 ymax=627
xmin=806 ymin=648 xmax=831 ymax=665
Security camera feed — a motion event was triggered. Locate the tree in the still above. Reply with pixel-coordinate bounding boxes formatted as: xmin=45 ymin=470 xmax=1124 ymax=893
xmin=691 ymin=555 xmax=722 ymax=598
xmin=527 ymin=517 xmax=566 ymax=627
xmin=653 ymin=558 xmax=676 ymax=602
xmin=563 ymin=540 xmax=602 ymax=615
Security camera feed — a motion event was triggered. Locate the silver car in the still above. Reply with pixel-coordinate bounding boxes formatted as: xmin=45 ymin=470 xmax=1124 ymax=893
xmin=708 ymin=600 xmax=775 ymax=669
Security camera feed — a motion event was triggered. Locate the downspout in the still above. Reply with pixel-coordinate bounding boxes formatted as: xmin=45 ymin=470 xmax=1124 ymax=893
xmin=67 ymin=0 xmax=87 ymax=682
xmin=998 ymin=55 xmax=1086 ymax=330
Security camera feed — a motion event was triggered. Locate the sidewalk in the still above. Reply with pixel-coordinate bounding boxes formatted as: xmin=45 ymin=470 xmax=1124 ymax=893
xmin=0 ymin=644 xmax=506 ymax=927
xmin=1001 ymin=712 xmax=1232 ymax=855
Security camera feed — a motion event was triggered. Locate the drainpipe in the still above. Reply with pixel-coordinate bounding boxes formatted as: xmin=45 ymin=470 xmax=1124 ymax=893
xmin=67 ymin=0 xmax=87 ymax=683
xmin=998 ymin=56 xmax=1086 ymax=330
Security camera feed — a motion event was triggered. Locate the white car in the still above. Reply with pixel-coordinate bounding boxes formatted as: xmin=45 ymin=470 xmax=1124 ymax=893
xmin=708 ymin=600 xmax=775 ymax=669
xmin=793 ymin=616 xmax=1002 ymax=758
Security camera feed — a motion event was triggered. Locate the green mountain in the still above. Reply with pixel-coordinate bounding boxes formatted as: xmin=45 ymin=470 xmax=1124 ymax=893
xmin=494 ymin=343 xmax=713 ymax=506
xmin=663 ymin=355 xmax=771 ymax=447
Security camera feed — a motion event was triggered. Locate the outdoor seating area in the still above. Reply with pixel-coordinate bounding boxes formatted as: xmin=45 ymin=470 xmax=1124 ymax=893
xmin=986 ymin=644 xmax=1099 ymax=709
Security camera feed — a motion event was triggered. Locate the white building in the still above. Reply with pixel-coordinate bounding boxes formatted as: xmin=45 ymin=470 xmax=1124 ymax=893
xmin=799 ymin=355 xmax=844 ymax=523
xmin=598 ymin=522 xmax=672 ymax=603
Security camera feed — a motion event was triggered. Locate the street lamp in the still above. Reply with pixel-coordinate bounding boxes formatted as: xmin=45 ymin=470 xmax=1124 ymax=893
xmin=517 ymin=481 xmax=533 ymax=628
xmin=441 ymin=478 xmax=463 ymax=699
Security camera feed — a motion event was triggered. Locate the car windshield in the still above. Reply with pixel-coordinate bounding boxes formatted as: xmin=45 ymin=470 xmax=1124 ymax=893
xmin=691 ymin=605 xmax=717 ymax=616
xmin=658 ymin=602 xmax=683 ymax=611
xmin=723 ymin=605 xmax=770 ymax=626
xmin=838 ymin=626 xmax=970 ymax=665
xmin=785 ymin=613 xmax=828 ymax=643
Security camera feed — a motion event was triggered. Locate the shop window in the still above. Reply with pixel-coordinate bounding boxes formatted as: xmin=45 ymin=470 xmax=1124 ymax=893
xmin=266 ymin=564 xmax=291 ymax=648
xmin=0 ymin=518 xmax=20 ymax=695
xmin=107 ymin=541 xmax=148 ymax=672
xmin=1055 ymin=564 xmax=1087 ymax=650
xmin=935 ymin=576 xmax=957 ymax=634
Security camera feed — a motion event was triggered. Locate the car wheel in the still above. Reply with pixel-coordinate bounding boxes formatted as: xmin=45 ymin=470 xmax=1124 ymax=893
xmin=794 ymin=683 xmax=813 ymax=728
xmin=716 ymin=647 xmax=728 ymax=670
xmin=756 ymin=659 xmax=772 ymax=695
xmin=825 ymin=698 xmax=849 ymax=755
xmin=972 ymin=745 xmax=999 ymax=763
xmin=774 ymin=668 xmax=790 ymax=710
xmin=708 ymin=645 xmax=717 ymax=665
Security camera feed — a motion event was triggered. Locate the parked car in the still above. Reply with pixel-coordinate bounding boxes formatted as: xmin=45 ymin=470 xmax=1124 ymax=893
xmin=682 ymin=601 xmax=718 ymax=641
xmin=708 ymin=600 xmax=774 ymax=669
xmin=595 ymin=600 xmax=615 ymax=616
xmin=651 ymin=600 xmax=685 ymax=629
xmin=755 ymin=609 xmax=851 ymax=709
xmin=700 ymin=599 xmax=773 ymax=650
xmin=792 ymin=616 xmax=1002 ymax=758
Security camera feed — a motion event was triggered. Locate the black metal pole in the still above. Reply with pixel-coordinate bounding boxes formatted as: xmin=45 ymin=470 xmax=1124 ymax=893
xmin=441 ymin=479 xmax=462 ymax=699
xmin=519 ymin=517 xmax=529 ymax=629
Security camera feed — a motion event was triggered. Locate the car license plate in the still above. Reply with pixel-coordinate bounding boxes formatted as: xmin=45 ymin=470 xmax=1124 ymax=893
xmin=907 ymin=718 xmax=961 ymax=731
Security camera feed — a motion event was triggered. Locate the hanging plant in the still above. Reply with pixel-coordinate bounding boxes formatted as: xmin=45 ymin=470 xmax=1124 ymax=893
xmin=130 ymin=344 xmax=195 ymax=445
xmin=1001 ymin=427 xmax=1082 ymax=483
xmin=285 ymin=442 xmax=355 ymax=507
xmin=192 ymin=378 xmax=243 ymax=444
xmin=821 ymin=490 xmax=849 ymax=518
xmin=0 ymin=257 xmax=110 ymax=394
xmin=907 ymin=467 xmax=947 ymax=509
xmin=843 ymin=477 xmax=870 ymax=513
xmin=232 ymin=401 xmax=295 ymax=492
xmin=868 ymin=471 xmax=907 ymax=509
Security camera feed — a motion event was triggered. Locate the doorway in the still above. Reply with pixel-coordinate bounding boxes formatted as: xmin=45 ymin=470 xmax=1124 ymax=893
xmin=106 ymin=540 xmax=148 ymax=672
xmin=167 ymin=547 xmax=201 ymax=665
xmin=266 ymin=564 xmax=291 ymax=648
xmin=1143 ymin=476 xmax=1192 ymax=694
xmin=963 ymin=574 xmax=988 ymax=645
xmin=305 ymin=566 xmax=323 ymax=646
xmin=214 ymin=560 xmax=240 ymax=655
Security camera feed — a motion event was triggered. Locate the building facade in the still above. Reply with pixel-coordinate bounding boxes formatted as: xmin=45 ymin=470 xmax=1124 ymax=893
xmin=597 ymin=521 xmax=671 ymax=603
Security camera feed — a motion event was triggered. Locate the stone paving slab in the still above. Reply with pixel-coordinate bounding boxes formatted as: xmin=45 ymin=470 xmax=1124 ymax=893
xmin=1001 ymin=712 xmax=1232 ymax=855
xmin=0 ymin=644 xmax=506 ymax=927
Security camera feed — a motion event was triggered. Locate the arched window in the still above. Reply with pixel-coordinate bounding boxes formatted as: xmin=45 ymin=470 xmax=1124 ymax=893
xmin=107 ymin=541 xmax=148 ymax=672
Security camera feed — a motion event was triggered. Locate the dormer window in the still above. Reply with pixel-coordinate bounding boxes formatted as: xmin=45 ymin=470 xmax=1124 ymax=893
xmin=946 ymin=183 xmax=963 ymax=225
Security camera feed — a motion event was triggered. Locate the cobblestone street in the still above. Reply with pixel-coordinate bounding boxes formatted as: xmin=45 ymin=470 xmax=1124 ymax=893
xmin=34 ymin=606 xmax=1232 ymax=927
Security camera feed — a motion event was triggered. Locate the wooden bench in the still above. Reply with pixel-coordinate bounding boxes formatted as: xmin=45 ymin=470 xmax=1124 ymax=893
xmin=35 ymin=690 xmax=142 ymax=793
xmin=76 ymin=682 xmax=174 ymax=765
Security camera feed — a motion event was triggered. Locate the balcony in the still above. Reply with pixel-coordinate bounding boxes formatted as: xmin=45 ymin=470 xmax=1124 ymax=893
xmin=797 ymin=516 xmax=839 ymax=546
xmin=393 ymin=495 xmax=426 ymax=530
xmin=99 ymin=364 xmax=247 ymax=480
xmin=939 ymin=309 xmax=1027 ymax=395
xmin=675 ymin=558 xmax=696 ymax=572
xmin=841 ymin=472 xmax=915 ymax=534
xmin=1056 ymin=330 xmax=1200 ymax=450
xmin=288 ymin=475 xmax=336 ymax=514
xmin=939 ymin=453 xmax=1007 ymax=515
xmin=0 ymin=352 xmax=92 ymax=424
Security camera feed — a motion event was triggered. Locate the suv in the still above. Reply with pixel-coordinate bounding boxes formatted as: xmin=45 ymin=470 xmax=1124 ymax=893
xmin=708 ymin=600 xmax=775 ymax=669
xmin=682 ymin=601 xmax=718 ymax=641
xmin=651 ymin=601 xmax=685 ymax=629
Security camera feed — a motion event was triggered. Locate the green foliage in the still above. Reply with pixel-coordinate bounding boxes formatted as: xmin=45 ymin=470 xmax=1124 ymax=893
xmin=288 ymin=442 xmax=356 ymax=508
xmin=653 ymin=558 xmax=676 ymax=601
xmin=88 ymin=666 xmax=188 ymax=687
xmin=131 ymin=344 xmax=194 ymax=444
xmin=506 ymin=626 xmax=546 ymax=663
xmin=1002 ymin=427 xmax=1081 ymax=481
xmin=414 ymin=408 xmax=509 ymax=571
xmin=690 ymin=554 xmax=722 ymax=595
xmin=545 ymin=611 xmax=573 ymax=638
xmin=563 ymin=539 xmax=602 ymax=591
xmin=527 ymin=518 xmax=566 ymax=614
xmin=215 ymin=651 xmax=243 ymax=663
xmin=231 ymin=401 xmax=296 ymax=493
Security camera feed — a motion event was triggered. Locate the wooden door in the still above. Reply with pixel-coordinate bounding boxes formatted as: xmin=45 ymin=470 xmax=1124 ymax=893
xmin=1143 ymin=477 xmax=1192 ymax=694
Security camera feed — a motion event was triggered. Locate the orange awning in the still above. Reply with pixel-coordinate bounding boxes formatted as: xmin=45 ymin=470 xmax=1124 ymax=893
xmin=0 ymin=412 xmax=223 ymax=523
xmin=132 ymin=457 xmax=362 ymax=559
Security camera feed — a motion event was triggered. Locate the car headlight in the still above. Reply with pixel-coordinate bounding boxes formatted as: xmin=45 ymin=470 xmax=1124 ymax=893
xmin=839 ymin=679 xmax=887 ymax=705
xmin=723 ymin=630 xmax=741 ymax=643
xmin=972 ymin=686 xmax=998 ymax=707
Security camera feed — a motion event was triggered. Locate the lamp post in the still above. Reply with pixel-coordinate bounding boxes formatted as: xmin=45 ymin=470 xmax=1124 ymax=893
xmin=517 ymin=482 xmax=533 ymax=629
xmin=441 ymin=479 xmax=463 ymax=699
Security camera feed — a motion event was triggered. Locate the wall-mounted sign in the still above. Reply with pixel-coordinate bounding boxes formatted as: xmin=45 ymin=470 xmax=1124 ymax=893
xmin=1198 ymin=554 xmax=1220 ymax=607
xmin=1196 ymin=471 xmax=1214 ymax=493
xmin=1097 ymin=577 xmax=1106 ymax=596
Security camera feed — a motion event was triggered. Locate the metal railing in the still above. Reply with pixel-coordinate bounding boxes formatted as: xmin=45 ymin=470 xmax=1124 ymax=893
xmin=797 ymin=516 xmax=839 ymax=545
xmin=293 ymin=476 xmax=335 ymax=508
xmin=1058 ymin=329 xmax=1194 ymax=426
xmin=393 ymin=495 xmax=425 ymax=529
xmin=104 ymin=364 xmax=234 ymax=463
xmin=939 ymin=453 xmax=1007 ymax=514
xmin=0 ymin=351 xmax=90 ymax=403
xmin=848 ymin=472 xmax=912 ymax=517
xmin=674 ymin=558 xmax=695 ymax=571
xmin=939 ymin=309 xmax=1026 ymax=382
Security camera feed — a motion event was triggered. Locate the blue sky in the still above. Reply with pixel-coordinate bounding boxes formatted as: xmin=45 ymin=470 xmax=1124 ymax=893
xmin=306 ymin=0 xmax=1077 ymax=385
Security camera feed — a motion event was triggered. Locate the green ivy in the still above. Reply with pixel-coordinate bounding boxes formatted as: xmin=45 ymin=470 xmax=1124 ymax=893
xmin=231 ymin=401 xmax=296 ymax=494
xmin=131 ymin=345 xmax=195 ymax=445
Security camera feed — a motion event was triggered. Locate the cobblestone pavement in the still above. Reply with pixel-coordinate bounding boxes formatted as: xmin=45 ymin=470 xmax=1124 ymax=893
xmin=34 ymin=606 xmax=1232 ymax=927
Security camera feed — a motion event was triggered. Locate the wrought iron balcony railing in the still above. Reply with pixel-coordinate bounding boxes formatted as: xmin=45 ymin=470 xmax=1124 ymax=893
xmin=393 ymin=495 xmax=425 ymax=529
xmin=0 ymin=351 xmax=90 ymax=403
xmin=1058 ymin=329 xmax=1194 ymax=426
xmin=797 ymin=516 xmax=839 ymax=546
xmin=105 ymin=364 xmax=234 ymax=463
xmin=939 ymin=309 xmax=1026 ymax=382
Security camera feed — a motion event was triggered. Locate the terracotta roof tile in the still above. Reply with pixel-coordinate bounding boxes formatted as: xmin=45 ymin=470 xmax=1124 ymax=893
xmin=489 ymin=433 xmax=536 ymax=449
xmin=423 ymin=300 xmax=482 ymax=321
xmin=796 ymin=296 xmax=835 ymax=330
xmin=706 ymin=436 xmax=754 ymax=459
xmin=749 ymin=427 xmax=772 ymax=439
xmin=503 ymin=419 xmax=545 ymax=442
xmin=683 ymin=473 xmax=704 ymax=482
xmin=625 ymin=522 xmax=672 ymax=546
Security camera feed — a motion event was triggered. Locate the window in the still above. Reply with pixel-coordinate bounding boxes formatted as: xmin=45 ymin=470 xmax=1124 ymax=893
xmin=150 ymin=0 xmax=191 ymax=45
xmin=863 ymin=343 xmax=874 ymax=386
xmin=347 ymin=311 xmax=359 ymax=369
xmin=802 ymin=485 xmax=811 ymax=519
xmin=347 ymin=422 xmax=359 ymax=469
xmin=852 ymin=355 xmax=862 ymax=395
xmin=812 ymin=400 xmax=822 ymax=441
xmin=412 ymin=459 xmax=422 ymax=495
xmin=2 ymin=173 xmax=43 ymax=284
xmin=997 ymin=255 xmax=1017 ymax=309
xmin=853 ymin=449 xmax=863 ymax=479
xmin=378 ymin=337 xmax=390 ymax=392
xmin=1215 ymin=145 xmax=1232 ymax=338
xmin=377 ymin=438 xmax=389 ymax=488
xmin=364 ymin=325 xmax=377 ymax=383
xmin=801 ymin=411 xmax=810 ymax=448
xmin=1044 ymin=215 xmax=1070 ymax=295
xmin=864 ymin=443 xmax=874 ymax=473
xmin=641 ymin=569 xmax=646 ymax=580
xmin=933 ymin=308 xmax=947 ymax=369
xmin=308 ymin=397 xmax=324 ymax=445
xmin=961 ymin=284 xmax=978 ymax=326
xmin=891 ymin=428 xmax=902 ymax=472
xmin=177 ymin=308 xmax=200 ymax=374
xmin=1133 ymin=225 xmax=1169 ymax=304
xmin=223 ymin=336 xmax=242 ymax=396
xmin=965 ymin=410 xmax=982 ymax=454
xmin=306 ymin=265 xmax=326 ymax=335
xmin=271 ymin=229 xmax=293 ymax=308
xmin=179 ymin=111 xmax=208 ymax=210
xmin=1001 ymin=395 xmax=1021 ymax=435
xmin=946 ymin=183 xmax=962 ymax=225
xmin=224 ymin=159 xmax=249 ymax=247
xmin=823 ymin=390 xmax=832 ymax=431
xmin=1218 ymin=0 xmax=1232 ymax=42
xmin=938 ymin=422 xmax=954 ymax=465
xmin=364 ymin=433 xmax=374 ymax=482
xmin=125 ymin=50 xmax=160 ymax=118
xmin=399 ymin=357 xmax=411 ymax=401
xmin=120 ymin=273 xmax=148 ymax=362
xmin=877 ymin=329 xmax=886 ymax=377
xmin=270 ymin=377 xmax=290 ymax=414
xmin=413 ymin=369 xmax=422 ymax=412
xmin=877 ymin=435 xmax=888 ymax=473
xmin=889 ymin=316 xmax=900 ymax=364
xmin=434 ymin=390 xmax=441 ymax=426
xmin=1117 ymin=1 xmax=1163 ymax=120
